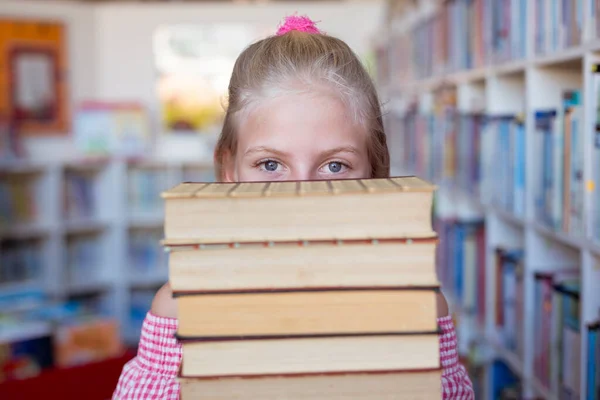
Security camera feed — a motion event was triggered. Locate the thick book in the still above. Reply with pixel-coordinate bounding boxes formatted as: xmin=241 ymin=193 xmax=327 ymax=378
xmin=168 ymin=238 xmax=438 ymax=292
xmin=175 ymin=288 xmax=438 ymax=338
xmin=179 ymin=333 xmax=440 ymax=377
xmin=161 ymin=176 xmax=436 ymax=245
xmin=178 ymin=369 xmax=443 ymax=399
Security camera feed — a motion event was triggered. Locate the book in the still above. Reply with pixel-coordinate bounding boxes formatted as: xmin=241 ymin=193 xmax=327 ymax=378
xmin=161 ymin=177 xmax=436 ymax=245
xmin=587 ymin=321 xmax=599 ymax=400
xmin=168 ymin=239 xmax=438 ymax=292
xmin=175 ymin=289 xmax=438 ymax=339
xmin=533 ymin=270 xmax=579 ymax=388
xmin=53 ymin=317 xmax=123 ymax=368
xmin=179 ymin=369 xmax=443 ymax=400
xmin=166 ymin=176 xmax=442 ymax=399
xmin=554 ymin=282 xmax=581 ymax=399
xmin=179 ymin=333 xmax=440 ymax=378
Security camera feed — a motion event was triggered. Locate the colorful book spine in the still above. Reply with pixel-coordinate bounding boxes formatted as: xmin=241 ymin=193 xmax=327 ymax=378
xmin=63 ymin=172 xmax=96 ymax=221
xmin=553 ymin=282 xmax=581 ymax=399
xmin=0 ymin=239 xmax=43 ymax=285
xmin=533 ymin=89 xmax=583 ymax=234
xmin=494 ymin=248 xmax=525 ymax=354
xmin=480 ymin=115 xmax=525 ymax=215
xmin=435 ymin=218 xmax=486 ymax=316
xmin=403 ymin=0 xmax=493 ymax=82
xmin=456 ymin=114 xmax=484 ymax=196
xmin=533 ymin=270 xmax=579 ymax=389
xmin=396 ymin=104 xmax=449 ymax=184
xmin=587 ymin=321 xmax=599 ymax=400
xmin=593 ymin=66 xmax=600 ymax=243
xmin=490 ymin=358 xmax=522 ymax=399
xmin=535 ymin=0 xmax=584 ymax=56
xmin=0 ymin=178 xmax=38 ymax=226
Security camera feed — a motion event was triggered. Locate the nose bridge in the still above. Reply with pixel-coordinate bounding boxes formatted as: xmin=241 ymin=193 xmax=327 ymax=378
xmin=287 ymin=162 xmax=317 ymax=181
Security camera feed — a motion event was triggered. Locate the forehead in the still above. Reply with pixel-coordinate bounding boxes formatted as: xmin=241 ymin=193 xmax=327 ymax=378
xmin=237 ymin=92 xmax=368 ymax=153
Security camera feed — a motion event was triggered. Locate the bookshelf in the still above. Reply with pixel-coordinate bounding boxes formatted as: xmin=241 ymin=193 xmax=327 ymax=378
xmin=0 ymin=158 xmax=215 ymax=349
xmin=379 ymin=0 xmax=600 ymax=398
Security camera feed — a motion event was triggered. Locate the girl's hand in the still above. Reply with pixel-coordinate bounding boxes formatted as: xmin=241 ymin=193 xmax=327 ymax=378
xmin=151 ymin=282 xmax=178 ymax=318
xmin=437 ymin=292 xmax=450 ymax=318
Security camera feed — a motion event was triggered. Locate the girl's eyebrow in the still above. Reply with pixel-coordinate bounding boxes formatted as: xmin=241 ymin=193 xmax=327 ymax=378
xmin=244 ymin=145 xmax=359 ymax=158
xmin=319 ymin=146 xmax=360 ymax=158
xmin=244 ymin=146 xmax=289 ymax=158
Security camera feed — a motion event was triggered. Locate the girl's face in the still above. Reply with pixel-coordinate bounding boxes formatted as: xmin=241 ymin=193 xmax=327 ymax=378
xmin=222 ymin=92 xmax=371 ymax=182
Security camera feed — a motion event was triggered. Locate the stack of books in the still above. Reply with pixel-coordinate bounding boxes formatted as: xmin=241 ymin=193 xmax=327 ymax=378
xmin=161 ymin=177 xmax=443 ymax=399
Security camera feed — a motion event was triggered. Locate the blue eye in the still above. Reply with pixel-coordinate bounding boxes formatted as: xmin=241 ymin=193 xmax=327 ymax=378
xmin=328 ymin=162 xmax=343 ymax=173
xmin=263 ymin=160 xmax=279 ymax=172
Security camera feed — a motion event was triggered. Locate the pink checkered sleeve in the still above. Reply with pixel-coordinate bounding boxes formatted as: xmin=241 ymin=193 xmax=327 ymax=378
xmin=112 ymin=312 xmax=182 ymax=399
xmin=112 ymin=313 xmax=473 ymax=399
xmin=438 ymin=315 xmax=475 ymax=399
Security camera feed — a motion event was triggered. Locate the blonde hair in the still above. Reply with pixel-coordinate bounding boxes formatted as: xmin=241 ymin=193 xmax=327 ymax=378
xmin=214 ymin=30 xmax=390 ymax=180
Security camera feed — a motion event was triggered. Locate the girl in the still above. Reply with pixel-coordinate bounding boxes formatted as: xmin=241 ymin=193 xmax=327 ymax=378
xmin=113 ymin=16 xmax=474 ymax=400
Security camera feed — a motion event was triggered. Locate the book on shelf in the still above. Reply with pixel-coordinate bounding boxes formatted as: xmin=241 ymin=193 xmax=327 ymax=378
xmin=533 ymin=89 xmax=585 ymax=236
xmin=534 ymin=0 xmax=584 ymax=56
xmin=392 ymin=0 xmax=527 ymax=83
xmin=490 ymin=359 xmax=523 ymax=400
xmin=480 ymin=114 xmax=526 ymax=216
xmin=0 ymin=298 xmax=123 ymax=381
xmin=163 ymin=177 xmax=443 ymax=399
xmin=435 ymin=218 xmax=485 ymax=322
xmin=587 ymin=320 xmax=600 ymax=400
xmin=533 ymin=270 xmax=580 ymax=395
xmin=0 ymin=238 xmax=43 ymax=285
xmin=592 ymin=65 xmax=600 ymax=243
xmin=0 ymin=332 xmax=52 ymax=383
xmin=456 ymin=113 xmax=484 ymax=197
xmin=63 ymin=170 xmax=96 ymax=221
xmin=494 ymin=247 xmax=525 ymax=357
xmin=553 ymin=282 xmax=582 ymax=399
xmin=0 ymin=176 xmax=38 ymax=227
xmin=53 ymin=316 xmax=123 ymax=368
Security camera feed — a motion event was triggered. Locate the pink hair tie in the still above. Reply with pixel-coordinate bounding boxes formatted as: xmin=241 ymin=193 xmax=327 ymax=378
xmin=276 ymin=15 xmax=323 ymax=36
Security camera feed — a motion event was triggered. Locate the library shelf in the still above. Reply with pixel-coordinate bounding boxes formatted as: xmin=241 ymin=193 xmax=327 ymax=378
xmin=378 ymin=1 xmax=600 ymax=398
xmin=529 ymin=375 xmax=558 ymax=400
xmin=488 ymin=206 xmax=525 ymax=229
xmin=0 ymin=280 xmax=42 ymax=295
xmin=0 ymin=162 xmax=46 ymax=176
xmin=63 ymin=219 xmax=109 ymax=235
xmin=66 ymin=280 xmax=113 ymax=296
xmin=0 ymin=157 xmax=216 ymax=349
xmin=0 ymin=222 xmax=51 ymax=240
xmin=532 ymin=221 xmax=587 ymax=251
xmin=0 ymin=321 xmax=52 ymax=346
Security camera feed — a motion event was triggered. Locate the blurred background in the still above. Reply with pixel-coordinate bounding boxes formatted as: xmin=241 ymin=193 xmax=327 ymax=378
xmin=0 ymin=0 xmax=599 ymax=399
